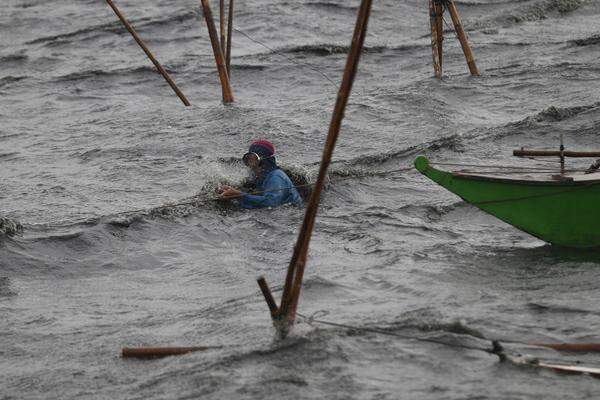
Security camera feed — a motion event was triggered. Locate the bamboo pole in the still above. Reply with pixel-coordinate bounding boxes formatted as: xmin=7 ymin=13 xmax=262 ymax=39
xmin=445 ymin=0 xmax=479 ymax=76
xmin=513 ymin=150 xmax=600 ymax=158
xmin=434 ymin=0 xmax=444 ymax=74
xmin=257 ymin=276 xmax=278 ymax=316
xmin=219 ymin=0 xmax=226 ymax=52
xmin=428 ymin=0 xmax=442 ymax=79
xmin=104 ymin=0 xmax=191 ymax=106
xmin=261 ymin=0 xmax=373 ymax=338
xmin=200 ymin=0 xmax=234 ymax=103
xmin=226 ymin=0 xmax=234 ymax=74
xmin=531 ymin=343 xmax=600 ymax=353
xmin=122 ymin=346 xmax=216 ymax=359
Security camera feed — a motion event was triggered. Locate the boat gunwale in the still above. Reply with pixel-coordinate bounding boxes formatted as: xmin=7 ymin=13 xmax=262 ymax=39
xmin=451 ymin=171 xmax=600 ymax=186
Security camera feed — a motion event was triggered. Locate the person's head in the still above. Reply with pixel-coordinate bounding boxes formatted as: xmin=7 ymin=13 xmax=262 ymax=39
xmin=242 ymin=139 xmax=277 ymax=174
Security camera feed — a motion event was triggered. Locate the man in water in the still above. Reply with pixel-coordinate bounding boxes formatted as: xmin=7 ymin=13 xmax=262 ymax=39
xmin=218 ymin=140 xmax=303 ymax=209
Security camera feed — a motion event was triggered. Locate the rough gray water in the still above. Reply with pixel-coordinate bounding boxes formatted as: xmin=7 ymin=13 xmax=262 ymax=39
xmin=2 ymin=0 xmax=600 ymax=398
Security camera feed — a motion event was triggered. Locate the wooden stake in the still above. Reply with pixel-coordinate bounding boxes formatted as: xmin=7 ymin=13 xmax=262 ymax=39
xmin=200 ymin=0 xmax=234 ymax=103
xmin=104 ymin=0 xmax=191 ymax=106
xmin=428 ymin=0 xmax=442 ymax=79
xmin=445 ymin=0 xmax=479 ymax=76
xmin=261 ymin=0 xmax=373 ymax=338
xmin=257 ymin=276 xmax=278 ymax=315
xmin=122 ymin=346 xmax=216 ymax=359
xmin=219 ymin=0 xmax=226 ymax=53
xmin=434 ymin=0 xmax=444 ymax=74
xmin=226 ymin=0 xmax=234 ymax=74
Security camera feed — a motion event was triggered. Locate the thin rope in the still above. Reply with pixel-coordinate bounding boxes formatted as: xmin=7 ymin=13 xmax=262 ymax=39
xmin=231 ymin=26 xmax=339 ymax=89
xmin=297 ymin=312 xmax=494 ymax=353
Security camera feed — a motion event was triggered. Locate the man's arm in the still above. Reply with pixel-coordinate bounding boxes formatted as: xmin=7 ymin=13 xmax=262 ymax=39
xmin=240 ymin=174 xmax=287 ymax=209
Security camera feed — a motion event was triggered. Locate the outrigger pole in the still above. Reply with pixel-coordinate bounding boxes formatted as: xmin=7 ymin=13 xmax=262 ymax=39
xmin=200 ymin=0 xmax=234 ymax=103
xmin=104 ymin=0 xmax=191 ymax=106
xmin=256 ymin=0 xmax=373 ymax=339
xmin=429 ymin=0 xmax=479 ymax=78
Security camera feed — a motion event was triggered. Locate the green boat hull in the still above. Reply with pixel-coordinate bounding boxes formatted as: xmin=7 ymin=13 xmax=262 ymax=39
xmin=414 ymin=156 xmax=600 ymax=248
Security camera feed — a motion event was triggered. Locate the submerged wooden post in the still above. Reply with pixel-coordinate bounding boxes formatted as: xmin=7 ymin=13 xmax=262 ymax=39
xmin=226 ymin=0 xmax=234 ymax=74
xmin=200 ymin=0 xmax=234 ymax=103
xmin=257 ymin=276 xmax=278 ymax=316
xmin=258 ymin=0 xmax=373 ymax=338
xmin=428 ymin=0 xmax=442 ymax=79
xmin=445 ymin=0 xmax=479 ymax=76
xmin=104 ymin=0 xmax=191 ymax=106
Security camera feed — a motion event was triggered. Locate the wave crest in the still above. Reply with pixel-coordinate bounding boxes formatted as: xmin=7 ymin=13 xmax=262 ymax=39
xmin=0 ymin=217 xmax=23 ymax=236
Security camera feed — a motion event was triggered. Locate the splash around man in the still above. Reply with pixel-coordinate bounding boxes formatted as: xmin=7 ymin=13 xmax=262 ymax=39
xmin=218 ymin=140 xmax=303 ymax=209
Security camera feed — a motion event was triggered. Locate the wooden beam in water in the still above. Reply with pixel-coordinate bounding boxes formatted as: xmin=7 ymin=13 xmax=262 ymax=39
xmin=122 ymin=346 xmax=217 ymax=359
xmin=104 ymin=0 xmax=191 ymax=106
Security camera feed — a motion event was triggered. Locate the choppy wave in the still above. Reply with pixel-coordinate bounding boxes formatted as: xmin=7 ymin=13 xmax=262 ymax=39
xmin=0 ymin=217 xmax=23 ymax=236
xmin=570 ymin=34 xmax=600 ymax=46
xmin=283 ymin=43 xmax=421 ymax=56
xmin=0 ymin=53 xmax=28 ymax=63
xmin=531 ymin=103 xmax=600 ymax=122
xmin=304 ymin=1 xmax=359 ymax=11
xmin=0 ymin=277 xmax=17 ymax=298
xmin=26 ymin=9 xmax=198 ymax=47
xmin=469 ymin=0 xmax=588 ymax=29
xmin=53 ymin=65 xmax=176 ymax=83
xmin=26 ymin=22 xmax=121 ymax=46
xmin=0 ymin=76 xmax=27 ymax=88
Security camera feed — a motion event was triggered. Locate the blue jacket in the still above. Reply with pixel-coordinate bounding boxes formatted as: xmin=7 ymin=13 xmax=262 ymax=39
xmin=240 ymin=169 xmax=303 ymax=209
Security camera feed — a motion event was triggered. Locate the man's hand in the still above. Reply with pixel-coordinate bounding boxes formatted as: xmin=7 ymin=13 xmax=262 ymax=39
xmin=218 ymin=185 xmax=242 ymax=199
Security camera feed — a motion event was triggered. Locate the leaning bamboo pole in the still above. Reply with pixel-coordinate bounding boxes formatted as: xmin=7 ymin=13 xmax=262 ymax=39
xmin=258 ymin=0 xmax=373 ymax=338
xmin=200 ymin=0 xmax=234 ymax=103
xmin=445 ymin=0 xmax=479 ymax=76
xmin=104 ymin=0 xmax=191 ymax=106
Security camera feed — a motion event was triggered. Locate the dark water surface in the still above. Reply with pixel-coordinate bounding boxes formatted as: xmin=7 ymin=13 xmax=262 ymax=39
xmin=2 ymin=0 xmax=600 ymax=398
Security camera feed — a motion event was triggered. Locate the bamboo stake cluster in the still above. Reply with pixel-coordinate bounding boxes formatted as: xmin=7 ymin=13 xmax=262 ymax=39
xmin=257 ymin=0 xmax=373 ymax=339
xmin=104 ymin=0 xmax=235 ymax=105
xmin=429 ymin=0 xmax=479 ymax=78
